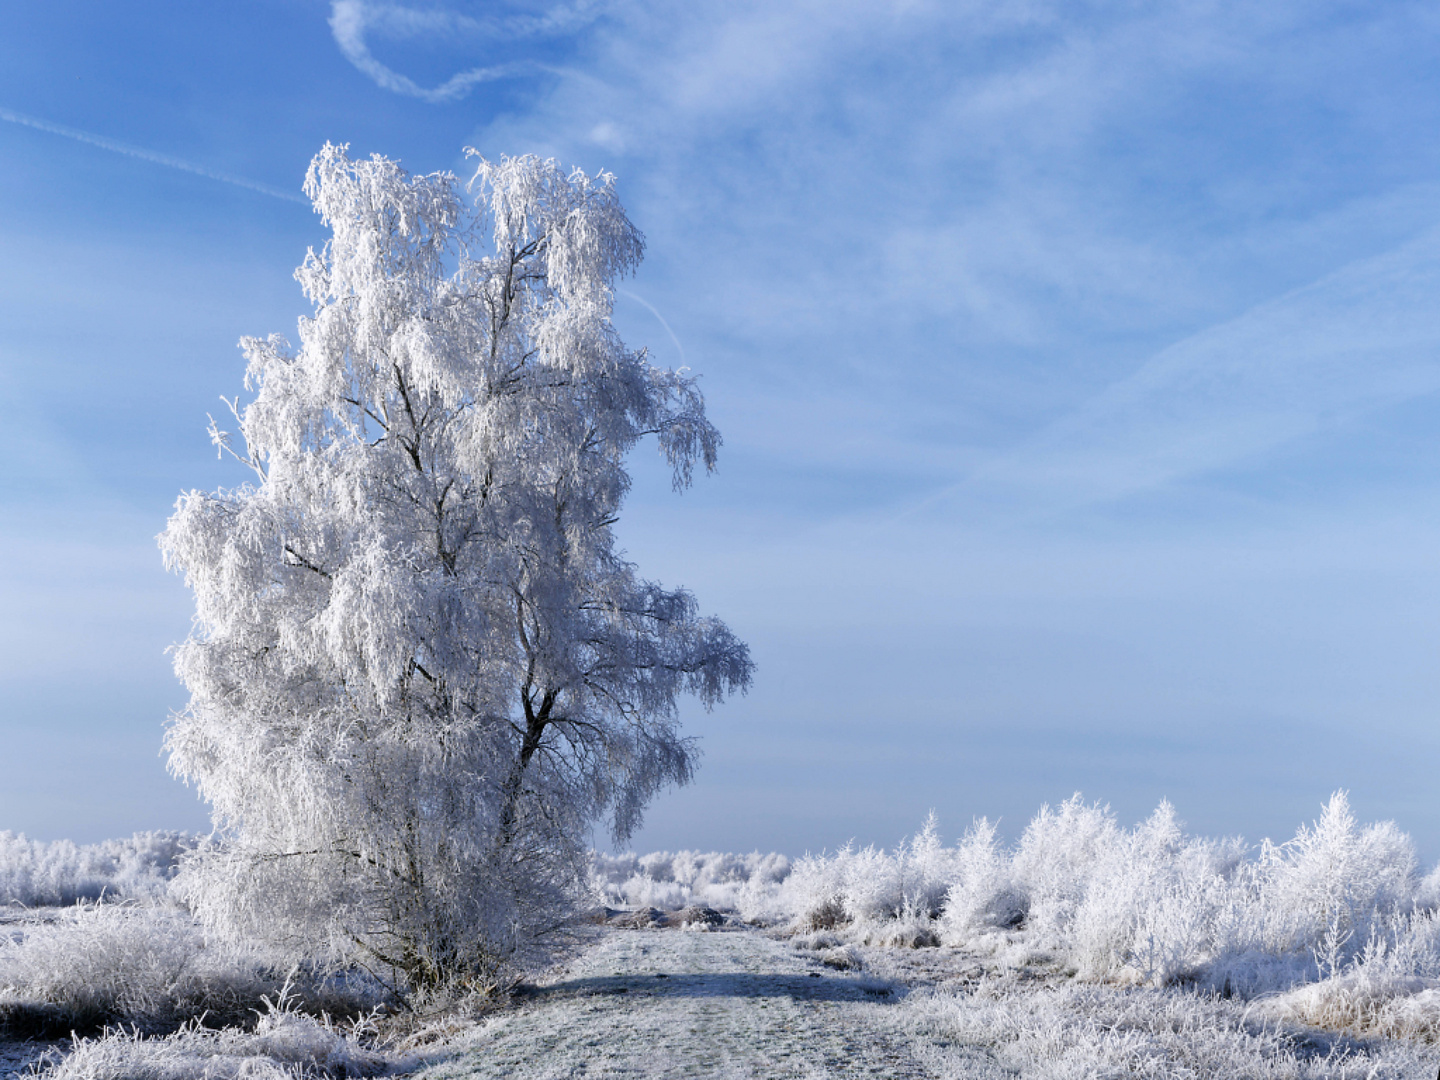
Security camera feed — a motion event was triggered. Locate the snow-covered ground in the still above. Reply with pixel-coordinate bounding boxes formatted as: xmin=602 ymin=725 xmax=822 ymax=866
xmin=418 ymin=923 xmax=958 ymax=1079
xmin=9 ymin=795 xmax=1440 ymax=1077
xmin=417 ymin=922 xmax=1437 ymax=1079
xmin=5 ymin=915 xmax=1440 ymax=1077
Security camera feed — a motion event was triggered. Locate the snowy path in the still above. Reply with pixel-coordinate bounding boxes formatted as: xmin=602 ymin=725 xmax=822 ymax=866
xmin=416 ymin=928 xmax=1004 ymax=1079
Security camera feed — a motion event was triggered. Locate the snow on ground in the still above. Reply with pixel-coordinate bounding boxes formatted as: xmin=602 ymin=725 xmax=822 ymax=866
xmin=11 ymin=798 xmax=1440 ymax=1077
xmin=411 ymin=923 xmax=1440 ymax=1079
xmin=417 ymin=924 xmax=1002 ymax=1080
xmin=6 ymin=917 xmax=1440 ymax=1077
xmin=0 ymin=1038 xmax=53 ymax=1080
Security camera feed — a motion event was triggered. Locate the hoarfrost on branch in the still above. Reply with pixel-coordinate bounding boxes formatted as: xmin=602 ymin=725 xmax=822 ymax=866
xmin=158 ymin=144 xmax=753 ymax=990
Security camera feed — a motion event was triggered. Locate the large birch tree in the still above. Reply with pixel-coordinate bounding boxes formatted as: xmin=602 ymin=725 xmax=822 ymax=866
xmin=159 ymin=144 xmax=752 ymax=991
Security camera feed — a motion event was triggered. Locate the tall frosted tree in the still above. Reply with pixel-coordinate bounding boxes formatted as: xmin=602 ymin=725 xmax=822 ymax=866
xmin=159 ymin=144 xmax=753 ymax=990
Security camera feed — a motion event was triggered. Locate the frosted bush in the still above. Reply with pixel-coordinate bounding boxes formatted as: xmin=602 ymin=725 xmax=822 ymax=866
xmin=736 ymin=853 xmax=792 ymax=924
xmin=891 ymin=812 xmax=958 ymax=918
xmin=766 ymin=815 xmax=960 ymax=938
xmin=617 ymin=875 xmax=690 ymax=911
xmin=1263 ymin=791 xmax=1417 ymax=978
xmin=0 ymin=903 xmax=382 ymax=1037
xmin=938 ymin=817 xmax=1025 ymax=942
xmin=0 ymin=832 xmax=197 ymax=908
xmin=1009 ymin=794 xmax=1124 ymax=940
xmin=776 ymin=850 xmax=850 ymax=931
xmin=0 ymin=904 xmax=232 ymax=1033
xmin=746 ymin=789 xmax=1440 ymax=1030
xmin=1415 ymin=864 xmax=1440 ymax=912
xmin=589 ymin=850 xmax=792 ymax=918
xmin=1066 ymin=803 xmax=1245 ymax=984
xmin=835 ymin=844 xmax=902 ymax=924
xmin=637 ymin=853 xmax=675 ymax=884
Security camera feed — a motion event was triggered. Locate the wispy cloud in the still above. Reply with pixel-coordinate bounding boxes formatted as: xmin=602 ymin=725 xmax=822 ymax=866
xmin=0 ymin=107 xmax=307 ymax=205
xmin=944 ymin=228 xmax=1440 ymax=512
xmin=460 ymin=0 xmax=1440 ymax=513
xmin=328 ymin=0 xmax=597 ymax=103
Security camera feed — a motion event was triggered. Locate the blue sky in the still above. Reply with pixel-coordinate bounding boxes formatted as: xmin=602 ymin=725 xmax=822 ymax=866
xmin=4 ymin=0 xmax=1440 ymax=859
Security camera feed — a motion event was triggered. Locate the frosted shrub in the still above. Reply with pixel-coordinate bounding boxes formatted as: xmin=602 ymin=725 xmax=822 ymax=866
xmin=599 ymin=795 xmax=1440 ymax=1041
xmin=837 ymin=844 xmax=905 ymax=925
xmin=1066 ymin=803 xmax=1246 ymax=984
xmin=769 ymin=816 xmax=958 ymax=941
xmin=0 ymin=903 xmax=384 ymax=1038
xmin=1010 ymin=794 xmax=1124 ymax=940
xmin=671 ymin=850 xmax=764 ymax=912
xmin=0 ymin=832 xmax=196 ymax=907
xmin=758 ymin=792 xmax=1436 ymax=1017
xmin=736 ymin=853 xmax=792 ymax=924
xmin=589 ymin=850 xmax=792 ymax=918
xmin=779 ymin=851 xmax=850 ymax=931
xmin=938 ymin=818 xmax=1025 ymax=943
xmin=1263 ymin=791 xmax=1416 ymax=978
xmin=637 ymin=852 xmax=675 ymax=884
xmin=1415 ymin=864 xmax=1440 ymax=912
xmin=892 ymin=812 xmax=958 ymax=919
xmin=588 ymin=852 xmax=639 ymax=907
xmin=616 ymin=875 xmax=689 ymax=911
xmin=1 ymin=904 xmax=244 ymax=1034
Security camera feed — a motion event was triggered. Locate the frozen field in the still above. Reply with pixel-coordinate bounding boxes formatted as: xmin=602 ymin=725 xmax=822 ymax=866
xmin=5 ymin=915 xmax=1440 ymax=1078
xmin=416 ymin=921 xmax=1436 ymax=1080
xmin=9 ymin=797 xmax=1440 ymax=1077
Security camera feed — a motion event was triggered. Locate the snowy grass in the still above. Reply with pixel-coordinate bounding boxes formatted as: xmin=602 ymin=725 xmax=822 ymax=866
xmin=902 ymin=970 xmax=1436 ymax=1079
xmin=29 ymin=986 xmax=407 ymax=1080
xmin=0 ymin=902 xmax=387 ymax=1039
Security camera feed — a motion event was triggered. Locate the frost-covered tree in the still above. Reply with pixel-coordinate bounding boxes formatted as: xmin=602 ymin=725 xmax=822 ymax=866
xmin=159 ymin=144 xmax=753 ymax=990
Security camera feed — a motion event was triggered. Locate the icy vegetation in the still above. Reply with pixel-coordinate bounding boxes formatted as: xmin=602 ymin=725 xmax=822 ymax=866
xmin=160 ymin=143 xmax=750 ymax=997
xmin=0 ymin=832 xmax=196 ymax=908
xmin=5 ymin=793 xmax=1440 ymax=1077
xmin=593 ymin=794 xmax=1440 ymax=1041
xmin=26 ymin=988 xmax=402 ymax=1080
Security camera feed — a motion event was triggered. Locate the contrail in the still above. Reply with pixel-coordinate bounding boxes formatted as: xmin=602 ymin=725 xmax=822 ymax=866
xmin=620 ymin=289 xmax=688 ymax=367
xmin=0 ymin=106 xmax=308 ymax=205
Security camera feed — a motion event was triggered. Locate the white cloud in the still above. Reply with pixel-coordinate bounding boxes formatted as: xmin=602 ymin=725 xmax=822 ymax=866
xmin=944 ymin=227 xmax=1440 ymax=510
xmin=457 ymin=1 xmax=1440 ymax=510
xmin=327 ymin=0 xmax=600 ymax=102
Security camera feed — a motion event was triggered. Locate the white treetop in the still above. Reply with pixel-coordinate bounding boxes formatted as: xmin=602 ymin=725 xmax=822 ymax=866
xmin=159 ymin=144 xmax=753 ymax=989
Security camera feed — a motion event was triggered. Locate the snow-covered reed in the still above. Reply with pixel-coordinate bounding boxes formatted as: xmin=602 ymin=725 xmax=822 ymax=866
xmin=0 ymin=832 xmax=197 ymax=907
